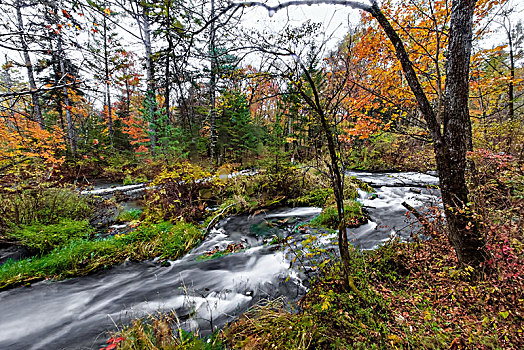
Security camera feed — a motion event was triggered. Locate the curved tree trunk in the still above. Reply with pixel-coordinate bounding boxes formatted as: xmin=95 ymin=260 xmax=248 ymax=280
xmin=438 ymin=0 xmax=487 ymax=269
xmin=370 ymin=0 xmax=488 ymax=270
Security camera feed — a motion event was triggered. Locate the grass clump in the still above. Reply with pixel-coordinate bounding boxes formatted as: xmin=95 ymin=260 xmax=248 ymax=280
xmin=117 ymin=209 xmax=143 ymax=222
xmin=7 ymin=219 xmax=93 ymax=255
xmin=309 ymin=200 xmax=367 ymax=230
xmin=0 ymin=220 xmax=203 ymax=290
xmin=122 ymin=174 xmax=148 ymax=185
xmin=291 ymin=187 xmax=333 ymax=207
xmin=101 ymin=313 xmax=224 ymax=350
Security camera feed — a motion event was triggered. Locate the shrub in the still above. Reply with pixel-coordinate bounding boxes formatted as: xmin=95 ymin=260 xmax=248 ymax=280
xmin=144 ymin=163 xmax=215 ymax=223
xmin=0 ymin=187 xmax=92 ymax=232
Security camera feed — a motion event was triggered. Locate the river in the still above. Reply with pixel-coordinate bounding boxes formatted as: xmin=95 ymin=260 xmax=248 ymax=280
xmin=0 ymin=171 xmax=440 ymax=350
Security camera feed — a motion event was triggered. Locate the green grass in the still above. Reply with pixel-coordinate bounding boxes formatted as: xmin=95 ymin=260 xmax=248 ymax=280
xmin=0 ymin=187 xmax=93 ymax=230
xmin=309 ymin=200 xmax=367 ymax=230
xmin=0 ymin=221 xmax=203 ymax=290
xmin=117 ymin=208 xmax=143 ymax=222
xmin=7 ymin=219 xmax=94 ymax=255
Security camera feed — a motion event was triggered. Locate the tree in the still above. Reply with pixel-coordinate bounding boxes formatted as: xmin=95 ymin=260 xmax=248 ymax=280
xmin=241 ymin=20 xmax=362 ymax=290
xmin=497 ymin=10 xmax=523 ymax=120
xmin=231 ymin=0 xmax=493 ymax=271
xmin=14 ymin=0 xmax=44 ymax=129
xmin=114 ymin=0 xmax=157 ymax=154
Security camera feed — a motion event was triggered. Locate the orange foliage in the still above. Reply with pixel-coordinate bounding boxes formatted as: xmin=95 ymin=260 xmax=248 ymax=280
xmin=335 ymin=0 xmax=507 ymax=140
xmin=0 ymin=114 xmax=66 ymax=168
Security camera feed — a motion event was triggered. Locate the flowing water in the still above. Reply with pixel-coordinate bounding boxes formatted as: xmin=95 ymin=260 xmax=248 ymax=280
xmin=0 ymin=171 xmax=440 ymax=350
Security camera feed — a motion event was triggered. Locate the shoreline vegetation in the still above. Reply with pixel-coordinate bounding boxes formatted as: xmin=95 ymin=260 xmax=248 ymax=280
xmin=0 ymin=163 xmax=347 ymax=290
xmin=0 ymin=156 xmax=522 ymax=349
xmin=103 ymin=157 xmax=522 ymax=349
xmin=1 ymin=157 xmax=523 ymax=349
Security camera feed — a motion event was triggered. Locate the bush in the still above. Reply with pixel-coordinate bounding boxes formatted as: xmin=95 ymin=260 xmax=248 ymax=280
xmin=216 ymin=165 xmax=323 ymax=212
xmin=144 ymin=163 xmax=215 ymax=223
xmin=8 ymin=219 xmax=93 ymax=255
xmin=0 ymin=187 xmax=92 ymax=232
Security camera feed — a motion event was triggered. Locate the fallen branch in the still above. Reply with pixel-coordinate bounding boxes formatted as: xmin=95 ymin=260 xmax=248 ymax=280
xmin=205 ymin=202 xmax=238 ymax=234
xmin=401 ymin=201 xmax=433 ymax=232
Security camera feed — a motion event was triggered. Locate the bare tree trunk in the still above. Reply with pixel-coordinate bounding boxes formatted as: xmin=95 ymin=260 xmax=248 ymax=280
xmin=103 ymin=10 xmax=113 ymax=143
xmin=165 ymin=0 xmax=172 ymax=123
xmin=140 ymin=7 xmax=156 ymax=154
xmin=15 ymin=0 xmax=44 ymax=129
xmin=209 ymin=0 xmax=218 ymax=165
xmin=125 ymin=78 xmax=130 ymax=116
xmin=57 ymin=34 xmax=76 ymax=156
xmin=2 ymin=56 xmax=16 ymax=120
xmin=507 ymin=21 xmax=515 ymax=120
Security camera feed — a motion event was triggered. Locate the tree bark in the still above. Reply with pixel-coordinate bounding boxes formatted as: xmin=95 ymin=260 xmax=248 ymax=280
xmin=165 ymin=0 xmax=172 ymax=124
xmin=15 ymin=0 xmax=44 ymax=129
xmin=439 ymin=0 xmax=487 ymax=269
xmin=57 ymin=34 xmax=76 ymax=156
xmin=507 ymin=20 xmax=515 ymax=120
xmin=369 ymin=0 xmax=487 ymax=270
xmin=140 ymin=6 xmax=156 ymax=154
xmin=209 ymin=0 xmax=218 ymax=165
xmin=103 ymin=11 xmax=113 ymax=143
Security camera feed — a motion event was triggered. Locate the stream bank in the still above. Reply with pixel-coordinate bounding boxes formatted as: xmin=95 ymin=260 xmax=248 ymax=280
xmin=0 ymin=172 xmax=440 ymax=350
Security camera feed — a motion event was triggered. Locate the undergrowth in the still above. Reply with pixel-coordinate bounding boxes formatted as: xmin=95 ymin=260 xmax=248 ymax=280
xmin=309 ymin=200 xmax=367 ymax=230
xmin=0 ymin=186 xmax=93 ymax=233
xmin=222 ymin=152 xmax=524 ymax=349
xmin=101 ymin=313 xmax=224 ymax=350
xmin=8 ymin=219 xmax=93 ymax=255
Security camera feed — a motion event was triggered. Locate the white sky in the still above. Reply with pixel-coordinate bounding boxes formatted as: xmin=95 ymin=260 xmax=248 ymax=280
xmin=2 ymin=0 xmax=522 ymax=96
xmin=239 ymin=2 xmax=364 ymax=47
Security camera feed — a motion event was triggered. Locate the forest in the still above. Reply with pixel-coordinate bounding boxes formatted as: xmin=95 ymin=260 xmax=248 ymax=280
xmin=0 ymin=0 xmax=522 ymax=349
